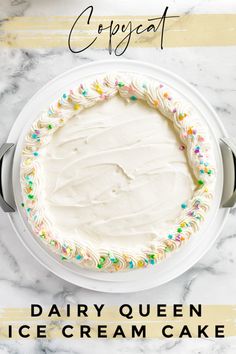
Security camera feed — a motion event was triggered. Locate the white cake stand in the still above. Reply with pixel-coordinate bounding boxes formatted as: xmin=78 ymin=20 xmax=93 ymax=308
xmin=0 ymin=60 xmax=235 ymax=293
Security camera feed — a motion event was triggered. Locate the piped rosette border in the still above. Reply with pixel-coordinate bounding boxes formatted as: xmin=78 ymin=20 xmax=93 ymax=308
xmin=20 ymin=73 xmax=216 ymax=272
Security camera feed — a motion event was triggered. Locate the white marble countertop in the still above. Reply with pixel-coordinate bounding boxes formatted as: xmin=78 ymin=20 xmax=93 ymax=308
xmin=0 ymin=0 xmax=236 ymax=353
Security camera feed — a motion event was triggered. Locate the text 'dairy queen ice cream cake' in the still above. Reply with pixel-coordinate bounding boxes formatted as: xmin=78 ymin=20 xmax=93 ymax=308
xmin=20 ymin=73 xmax=216 ymax=272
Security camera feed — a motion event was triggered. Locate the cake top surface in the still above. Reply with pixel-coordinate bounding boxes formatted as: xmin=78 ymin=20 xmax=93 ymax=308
xmin=20 ymin=73 xmax=216 ymax=272
xmin=41 ymin=95 xmax=195 ymax=249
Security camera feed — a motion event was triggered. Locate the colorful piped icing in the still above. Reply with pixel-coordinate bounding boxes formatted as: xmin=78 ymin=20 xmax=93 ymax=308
xmin=20 ymin=74 xmax=216 ymax=272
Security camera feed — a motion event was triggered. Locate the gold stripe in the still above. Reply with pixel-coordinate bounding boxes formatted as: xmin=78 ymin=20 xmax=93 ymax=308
xmin=0 ymin=14 xmax=236 ymax=48
xmin=0 ymin=305 xmax=235 ymax=339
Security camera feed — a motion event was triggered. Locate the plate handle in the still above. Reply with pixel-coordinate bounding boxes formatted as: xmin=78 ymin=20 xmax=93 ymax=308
xmin=220 ymin=137 xmax=236 ymax=208
xmin=0 ymin=143 xmax=15 ymax=212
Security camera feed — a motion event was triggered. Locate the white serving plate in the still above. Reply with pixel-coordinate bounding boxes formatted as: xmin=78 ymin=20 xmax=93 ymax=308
xmin=0 ymin=60 xmax=234 ymax=293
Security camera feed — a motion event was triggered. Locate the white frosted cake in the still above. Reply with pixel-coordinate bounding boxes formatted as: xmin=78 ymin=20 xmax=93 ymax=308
xmin=20 ymin=73 xmax=216 ymax=272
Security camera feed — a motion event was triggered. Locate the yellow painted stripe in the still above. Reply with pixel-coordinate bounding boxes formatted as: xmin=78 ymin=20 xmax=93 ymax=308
xmin=0 ymin=14 xmax=236 ymax=48
xmin=0 ymin=305 xmax=235 ymax=339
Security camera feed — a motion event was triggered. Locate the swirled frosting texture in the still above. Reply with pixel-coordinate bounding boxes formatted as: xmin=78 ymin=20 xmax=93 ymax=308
xmin=20 ymin=74 xmax=216 ymax=272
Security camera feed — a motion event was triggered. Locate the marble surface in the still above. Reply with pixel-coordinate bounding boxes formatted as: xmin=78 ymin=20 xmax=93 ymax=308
xmin=0 ymin=0 xmax=236 ymax=353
